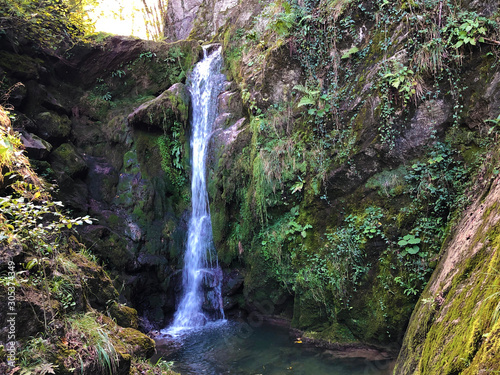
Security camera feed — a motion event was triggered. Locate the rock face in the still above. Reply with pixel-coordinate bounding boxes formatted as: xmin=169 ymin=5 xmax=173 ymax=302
xmin=2 ymin=36 xmax=202 ymax=330
xmin=3 ymin=0 xmax=500 ymax=370
xmin=164 ymin=0 xmax=261 ymax=42
xmin=197 ymin=0 xmax=500 ymax=357
xmin=394 ymin=170 xmax=500 ymax=374
xmin=164 ymin=0 xmax=204 ymax=41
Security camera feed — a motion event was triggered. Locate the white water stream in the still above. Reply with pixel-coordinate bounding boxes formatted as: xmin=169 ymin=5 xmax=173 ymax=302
xmin=166 ymin=46 xmax=226 ymax=335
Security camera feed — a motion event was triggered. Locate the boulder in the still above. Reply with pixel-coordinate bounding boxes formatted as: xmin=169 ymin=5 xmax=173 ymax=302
xmin=34 ymin=111 xmax=71 ymax=141
xmin=109 ymin=302 xmax=139 ymax=329
xmin=50 ymin=142 xmax=87 ymax=178
xmin=19 ymin=131 xmax=52 ymax=160
xmin=117 ymin=327 xmax=156 ymax=358
xmin=127 ymin=83 xmax=190 ymax=130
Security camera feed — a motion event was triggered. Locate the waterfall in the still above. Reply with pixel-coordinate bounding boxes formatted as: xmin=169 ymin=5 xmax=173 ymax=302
xmin=167 ymin=45 xmax=226 ymax=334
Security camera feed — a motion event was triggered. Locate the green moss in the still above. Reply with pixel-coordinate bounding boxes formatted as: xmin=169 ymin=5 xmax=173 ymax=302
xmin=35 ymin=111 xmax=71 ymax=139
xmin=50 ymin=143 xmax=87 ymax=177
xmin=303 ymin=321 xmax=357 ymax=343
xmin=0 ymin=51 xmax=42 ymax=78
xmin=292 ymin=290 xmax=329 ymax=330
xmin=405 ymin=220 xmax=500 ymax=374
xmin=108 ymin=302 xmax=139 ymax=329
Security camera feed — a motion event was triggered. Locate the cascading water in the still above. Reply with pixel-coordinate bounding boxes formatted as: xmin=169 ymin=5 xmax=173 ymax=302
xmin=167 ymin=45 xmax=226 ymax=334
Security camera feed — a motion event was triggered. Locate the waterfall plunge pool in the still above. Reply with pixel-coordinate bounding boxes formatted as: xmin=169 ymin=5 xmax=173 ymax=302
xmin=153 ymin=321 xmax=395 ymax=375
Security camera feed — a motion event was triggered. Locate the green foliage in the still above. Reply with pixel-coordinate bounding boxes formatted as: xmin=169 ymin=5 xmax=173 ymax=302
xmin=381 ymin=61 xmax=423 ymax=105
xmin=297 ymin=206 xmax=385 ymax=311
xmin=17 ymin=337 xmax=57 ymax=374
xmin=0 ymin=196 xmax=92 ymax=254
xmin=0 ymin=0 xmax=97 ymax=51
xmin=258 ymin=211 xmax=296 ymax=286
xmin=405 ymin=142 xmax=467 ymax=218
xmin=51 ymin=276 xmax=77 ymax=311
xmin=157 ymin=121 xmax=186 ymax=190
xmin=398 ymin=233 xmax=421 ymax=255
xmin=139 ymin=51 xmax=157 ymax=60
xmin=133 ymin=357 xmax=177 ymax=375
xmin=390 ymin=143 xmax=469 ymax=296
xmin=443 ymin=11 xmax=492 ymax=49
xmin=161 ymin=46 xmax=187 ymax=83
xmin=341 ymin=46 xmax=359 ymax=59
xmin=265 ymin=0 xmax=297 ymax=37
xmin=111 ymin=69 xmax=126 ymax=78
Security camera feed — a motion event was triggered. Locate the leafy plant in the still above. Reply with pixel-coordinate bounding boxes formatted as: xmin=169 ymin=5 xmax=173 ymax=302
xmin=341 ymin=45 xmax=359 ymax=59
xmin=398 ymin=233 xmax=421 ymax=255
xmin=297 ymin=206 xmax=386 ymax=308
xmin=111 ymin=69 xmax=126 ymax=78
xmin=139 ymin=51 xmax=156 ymax=60
xmin=51 ymin=276 xmax=77 ymax=311
xmin=444 ymin=11 xmax=490 ymax=49
xmin=381 ymin=61 xmax=424 ymax=105
xmin=102 ymin=91 xmax=112 ymax=101
xmin=161 ymin=47 xmax=187 ymax=84
xmin=266 ymin=0 xmax=297 ymax=37
xmin=157 ymin=121 xmax=186 ymax=191
xmin=17 ymin=337 xmax=57 ymax=374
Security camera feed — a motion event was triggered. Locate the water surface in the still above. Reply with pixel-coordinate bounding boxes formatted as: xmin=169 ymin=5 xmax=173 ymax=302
xmin=155 ymin=322 xmax=395 ymax=375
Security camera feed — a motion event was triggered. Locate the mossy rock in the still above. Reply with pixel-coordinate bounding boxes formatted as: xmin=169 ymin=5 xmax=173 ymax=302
xmin=127 ymin=83 xmax=190 ymax=130
xmin=81 ymin=226 xmax=132 ymax=269
xmin=0 ymin=50 xmax=41 ymax=80
xmin=395 ymin=172 xmax=500 ymax=374
xmin=117 ymin=327 xmax=156 ymax=358
xmin=34 ymin=111 xmax=71 ymax=141
xmin=291 ymin=290 xmax=328 ymax=331
xmin=70 ymin=250 xmax=119 ymax=309
xmin=50 ymin=142 xmax=87 ymax=178
xmin=0 ymin=284 xmax=59 ymax=339
xmin=109 ymin=302 xmax=139 ymax=329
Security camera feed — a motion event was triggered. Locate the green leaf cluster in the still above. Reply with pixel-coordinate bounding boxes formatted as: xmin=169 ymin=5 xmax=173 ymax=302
xmin=157 ymin=121 xmax=186 ymax=190
xmin=0 ymin=0 xmax=97 ymax=51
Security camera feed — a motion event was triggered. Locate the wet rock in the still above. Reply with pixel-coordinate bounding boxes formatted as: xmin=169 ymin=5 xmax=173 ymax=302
xmin=40 ymin=89 xmax=71 ymax=116
xmin=214 ymin=88 xmax=244 ymax=130
xmin=80 ymin=225 xmax=132 ymax=269
xmin=0 ymin=51 xmax=40 ymax=80
xmin=203 ymin=290 xmax=223 ymax=313
xmin=223 ymin=295 xmax=239 ymax=310
xmin=12 ymin=112 xmax=36 ymax=131
xmin=390 ymin=99 xmax=451 ymax=162
xmin=222 ymin=269 xmax=244 ymax=296
xmin=0 ymin=285 xmax=58 ymax=339
xmin=77 ymin=253 xmax=119 ymax=309
xmin=53 ymin=176 xmax=89 ymax=211
xmin=258 ymin=48 xmax=302 ymax=108
xmin=85 ymin=156 xmax=119 ymax=203
xmin=9 ymin=83 xmax=27 ymax=109
xmin=218 ymin=90 xmax=243 ymax=121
